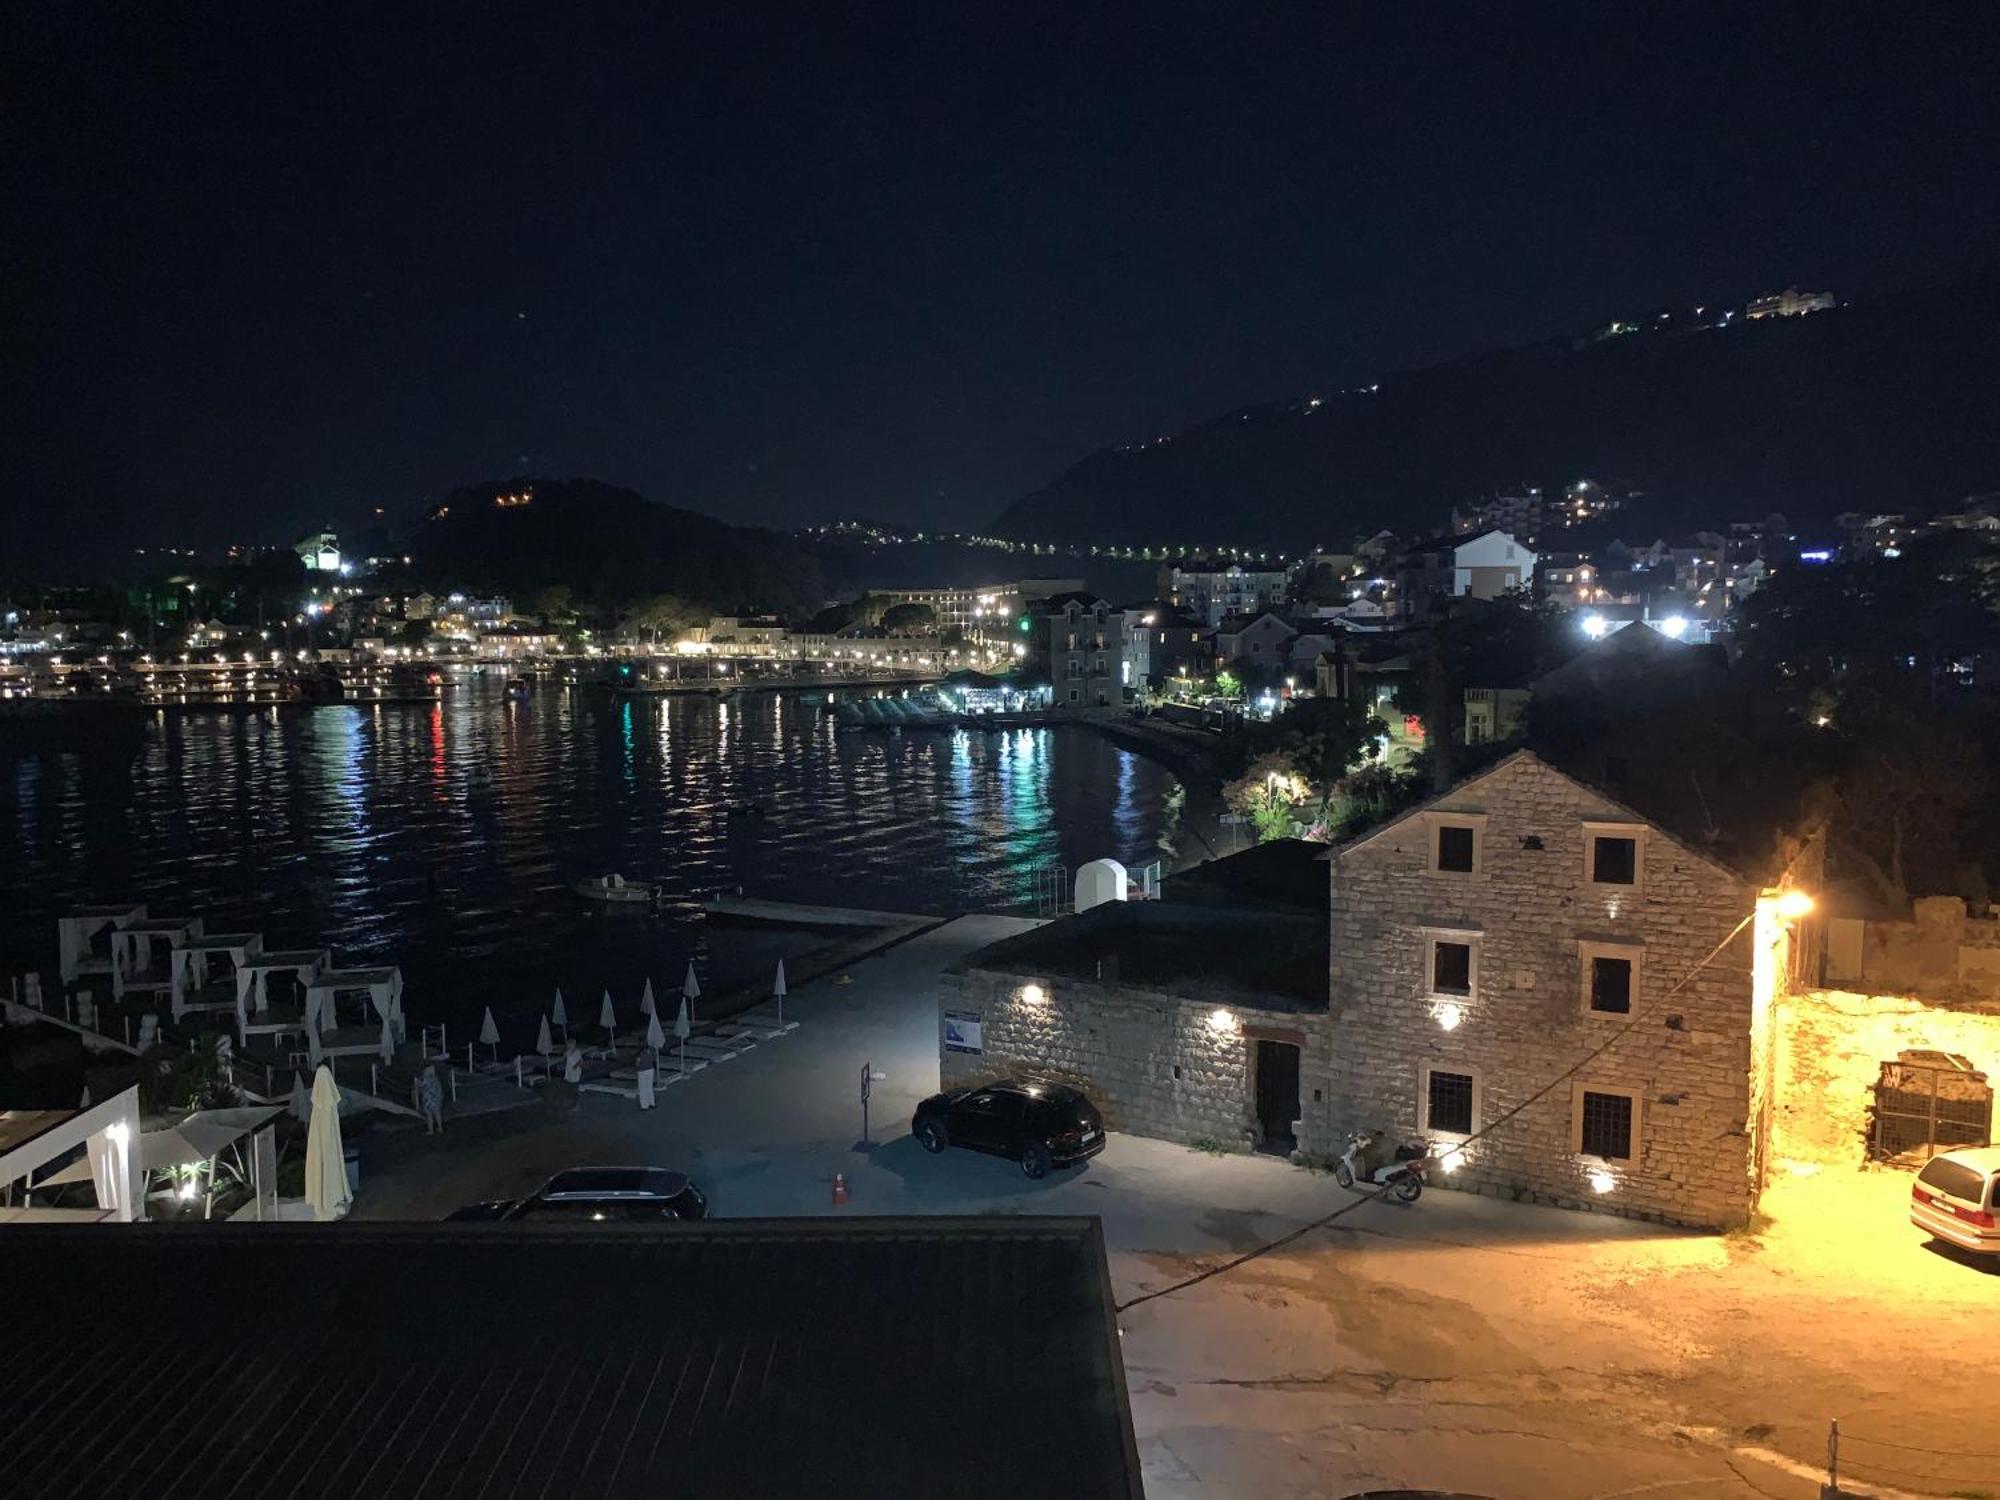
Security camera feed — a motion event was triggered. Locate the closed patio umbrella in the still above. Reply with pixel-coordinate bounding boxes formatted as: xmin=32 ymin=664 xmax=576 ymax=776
xmin=551 ymin=987 xmax=569 ymax=1031
xmin=479 ymin=1007 xmax=501 ymax=1047
xmin=682 ymin=962 xmax=701 ymax=1003
xmin=673 ymin=994 xmax=691 ymax=1074
xmin=640 ymin=978 xmax=656 ymax=1017
xmin=304 ymin=1065 xmax=351 ymax=1222
xmin=378 ymin=1012 xmax=394 ymax=1064
xmin=599 ymin=989 xmax=617 ymax=1047
xmin=774 ymin=959 xmax=787 ymax=1028
xmin=645 ymin=1008 xmax=666 ymax=1050
xmin=536 ymin=1013 xmax=553 ymax=1058
xmin=287 ymin=1071 xmax=310 ymax=1121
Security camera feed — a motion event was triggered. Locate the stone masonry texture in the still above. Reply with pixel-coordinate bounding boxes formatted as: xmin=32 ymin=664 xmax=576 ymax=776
xmin=1327 ymin=753 xmax=1757 ymax=1229
xmin=937 ymin=970 xmax=1333 ymax=1156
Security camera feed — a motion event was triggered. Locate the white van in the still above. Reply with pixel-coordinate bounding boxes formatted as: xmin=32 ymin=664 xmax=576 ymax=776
xmin=1909 ymin=1147 xmax=2000 ymax=1255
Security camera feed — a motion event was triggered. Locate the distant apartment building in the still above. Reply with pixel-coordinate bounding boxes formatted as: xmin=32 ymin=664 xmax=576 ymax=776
xmin=1535 ymin=552 xmax=1596 ymax=606
xmin=1396 ymin=530 xmax=1536 ymax=621
xmin=1031 ymin=593 xmax=1125 ymax=715
xmin=1462 ymin=687 xmax=1530 ymax=745
xmin=1745 ymin=286 xmax=1835 ymax=320
xmin=1163 ymin=559 xmax=1289 ymax=628
xmin=1326 ymin=751 xmax=1761 ymax=1229
xmin=1833 ymin=512 xmax=1921 ymax=558
xmin=1454 ymin=484 xmax=1622 ymax=544
xmin=1933 ymin=496 xmax=2000 ymax=533
xmin=1451 ymin=491 xmax=1545 ymax=543
xmin=704 ymin=616 xmax=790 ymax=649
xmin=478 ymin=625 xmax=561 ymax=658
xmin=1214 ymin=611 xmax=1297 ymax=672
xmin=1120 ymin=602 xmax=1206 ymax=688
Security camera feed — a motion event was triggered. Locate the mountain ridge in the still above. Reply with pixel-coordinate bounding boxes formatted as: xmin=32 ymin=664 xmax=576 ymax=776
xmin=992 ymin=266 xmax=2000 ymax=547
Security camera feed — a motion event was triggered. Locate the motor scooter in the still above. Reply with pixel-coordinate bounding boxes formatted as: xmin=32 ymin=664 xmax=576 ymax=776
xmin=1333 ymin=1130 xmax=1430 ymax=1202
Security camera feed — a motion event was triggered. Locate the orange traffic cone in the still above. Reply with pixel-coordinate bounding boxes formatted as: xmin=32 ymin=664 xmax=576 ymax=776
xmin=832 ymin=1172 xmax=848 ymax=1206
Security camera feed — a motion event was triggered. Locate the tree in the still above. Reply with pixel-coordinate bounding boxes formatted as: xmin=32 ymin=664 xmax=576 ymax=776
xmin=804 ymin=599 xmax=860 ymax=634
xmin=1735 ymin=532 xmax=2000 ymax=704
xmin=623 ymin=593 xmax=702 ymax=643
xmin=531 ymin=584 xmax=579 ymax=624
xmin=1223 ymin=752 xmax=1314 ymax=843
xmin=1274 ymin=694 xmax=1383 ymax=787
xmin=1812 ymin=676 xmax=1992 ymax=908
xmin=879 ymin=602 xmax=938 ymax=635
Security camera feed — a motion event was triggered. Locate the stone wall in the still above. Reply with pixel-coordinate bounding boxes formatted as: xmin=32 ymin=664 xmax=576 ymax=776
xmin=1770 ymin=988 xmax=2000 ymax=1164
xmin=1825 ymin=897 xmax=2000 ymax=1007
xmin=938 ymin=969 xmax=1334 ymax=1155
xmin=1326 ymin=752 xmax=1759 ymax=1230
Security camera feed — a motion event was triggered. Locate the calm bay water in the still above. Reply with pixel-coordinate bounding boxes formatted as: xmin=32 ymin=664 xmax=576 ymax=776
xmin=0 ymin=681 xmax=1178 ymax=1038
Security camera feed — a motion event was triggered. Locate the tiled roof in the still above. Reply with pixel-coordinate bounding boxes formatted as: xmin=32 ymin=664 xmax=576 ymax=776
xmin=0 ymin=1219 xmax=1140 ymax=1500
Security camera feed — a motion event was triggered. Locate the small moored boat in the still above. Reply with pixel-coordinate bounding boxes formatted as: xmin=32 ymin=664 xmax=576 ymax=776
xmin=573 ymin=873 xmax=658 ymax=904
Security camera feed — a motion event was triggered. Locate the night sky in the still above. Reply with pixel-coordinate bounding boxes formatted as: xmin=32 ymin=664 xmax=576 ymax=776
xmin=5 ymin=5 xmax=1998 ymax=563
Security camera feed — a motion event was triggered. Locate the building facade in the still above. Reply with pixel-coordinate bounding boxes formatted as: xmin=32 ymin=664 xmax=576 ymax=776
xmin=863 ymin=579 xmax=1083 ymax=640
xmin=1213 ymin=611 xmax=1297 ymax=671
xmin=1033 ymin=593 xmax=1125 ymax=715
xmin=1462 ymin=686 xmax=1530 ymax=744
xmin=1396 ymin=530 xmax=1535 ymax=621
xmin=1325 ymin=751 xmax=1759 ymax=1229
xmin=1165 ymin=560 xmax=1290 ymax=628
xmin=1745 ymin=286 xmax=1835 ymax=319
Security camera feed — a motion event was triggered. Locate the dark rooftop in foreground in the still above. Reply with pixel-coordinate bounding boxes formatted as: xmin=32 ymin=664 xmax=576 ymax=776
xmin=0 ymin=1219 xmax=1140 ymax=1500
xmin=953 ymin=843 xmax=1330 ymax=1011
xmin=1161 ymin=837 xmax=1327 ymax=914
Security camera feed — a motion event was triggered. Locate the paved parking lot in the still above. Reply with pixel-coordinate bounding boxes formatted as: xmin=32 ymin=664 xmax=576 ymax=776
xmin=361 ymin=916 xmax=2000 ymax=1499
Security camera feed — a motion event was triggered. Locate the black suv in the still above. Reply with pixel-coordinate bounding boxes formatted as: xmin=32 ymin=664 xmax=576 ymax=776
xmin=913 ymin=1078 xmax=1105 ymax=1178
xmin=444 ymin=1166 xmax=708 ymax=1222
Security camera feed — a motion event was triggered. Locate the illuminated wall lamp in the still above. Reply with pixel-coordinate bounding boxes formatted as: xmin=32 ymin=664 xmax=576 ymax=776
xmin=1018 ymin=983 xmax=1047 ymax=1007
xmin=1432 ymin=1000 xmax=1464 ymax=1031
xmin=1587 ymin=1168 xmax=1616 ymax=1194
xmin=1206 ymin=1007 xmax=1237 ymax=1035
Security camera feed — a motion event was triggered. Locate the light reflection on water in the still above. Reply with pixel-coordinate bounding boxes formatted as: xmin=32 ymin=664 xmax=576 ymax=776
xmin=0 ymin=683 xmax=1178 ymax=1030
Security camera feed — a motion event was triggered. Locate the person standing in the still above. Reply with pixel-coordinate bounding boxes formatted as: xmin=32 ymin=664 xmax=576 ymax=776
xmin=417 ymin=1064 xmax=444 ymax=1134
xmin=561 ymin=1036 xmax=584 ymax=1113
xmin=636 ymin=1042 xmax=659 ymax=1111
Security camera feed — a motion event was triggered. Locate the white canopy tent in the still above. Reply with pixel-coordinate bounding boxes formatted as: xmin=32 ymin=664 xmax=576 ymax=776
xmin=109 ymin=916 xmax=205 ymax=1000
xmin=171 ymin=932 xmax=265 ymax=1016
xmin=234 ymin=948 xmax=331 ymax=1047
xmin=57 ymin=903 xmax=147 ymax=984
xmin=139 ymin=1106 xmax=284 ymax=1218
xmin=140 ymin=1107 xmax=284 ymax=1172
xmin=301 ymin=967 xmax=405 ymax=1066
xmin=0 ymin=1088 xmax=144 ymax=1223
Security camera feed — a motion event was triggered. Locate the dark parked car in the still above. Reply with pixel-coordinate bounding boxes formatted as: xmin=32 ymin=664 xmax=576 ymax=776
xmin=444 ymin=1166 xmax=708 ymax=1223
xmin=913 ymin=1078 xmax=1105 ymax=1178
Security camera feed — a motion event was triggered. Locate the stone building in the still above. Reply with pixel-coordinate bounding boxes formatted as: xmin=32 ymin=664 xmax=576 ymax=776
xmin=939 ymin=842 xmax=1332 ymax=1155
xmin=1326 ymin=751 xmax=1760 ymax=1229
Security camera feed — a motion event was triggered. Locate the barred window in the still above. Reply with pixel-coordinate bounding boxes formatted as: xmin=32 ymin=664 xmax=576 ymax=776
xmin=1425 ymin=1070 xmax=1474 ymax=1135
xmin=1578 ymin=1090 xmax=1634 ymax=1161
